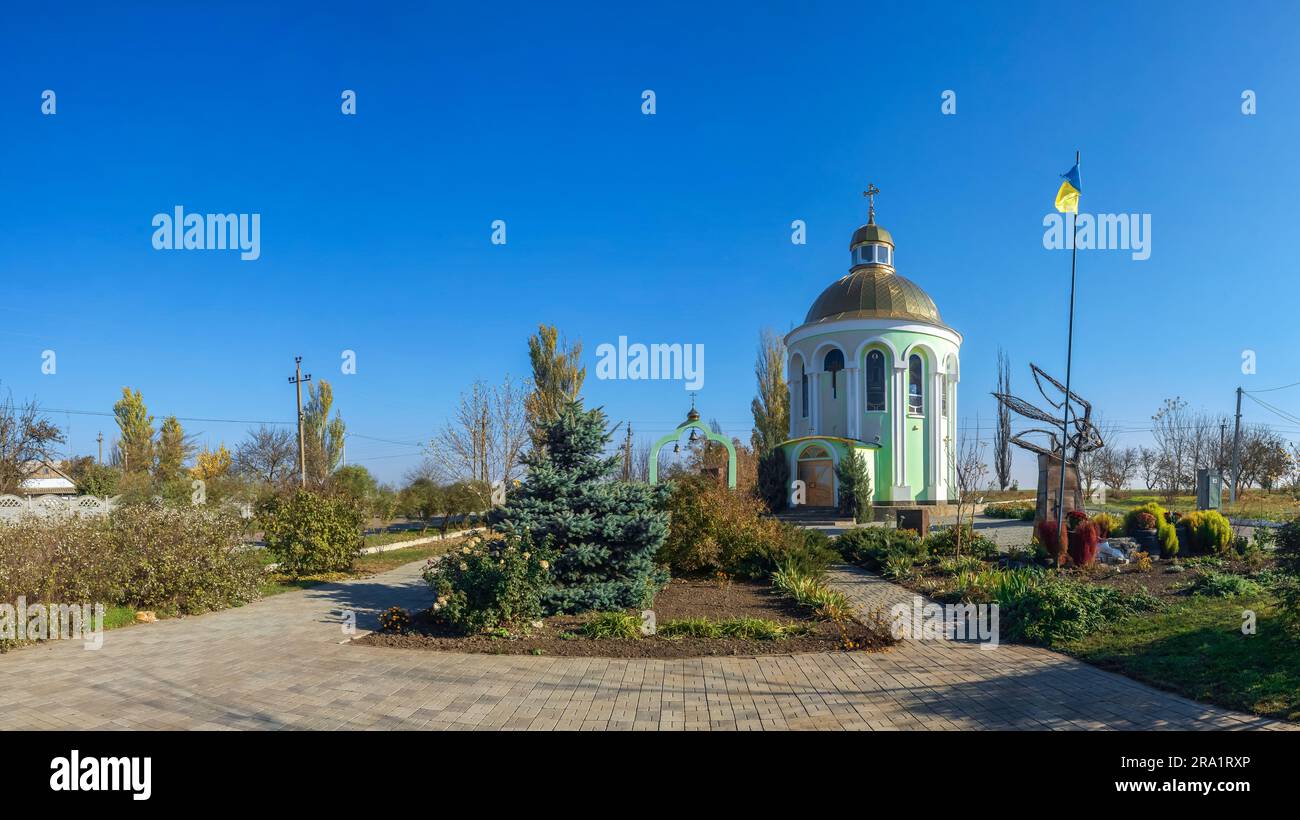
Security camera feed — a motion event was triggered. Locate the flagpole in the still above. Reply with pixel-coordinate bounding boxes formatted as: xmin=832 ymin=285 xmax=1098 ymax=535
xmin=1055 ymin=149 xmax=1080 ymax=562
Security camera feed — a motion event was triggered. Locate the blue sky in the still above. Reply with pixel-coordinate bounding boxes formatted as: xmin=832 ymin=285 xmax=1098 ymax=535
xmin=2 ymin=1 xmax=1298 ymax=486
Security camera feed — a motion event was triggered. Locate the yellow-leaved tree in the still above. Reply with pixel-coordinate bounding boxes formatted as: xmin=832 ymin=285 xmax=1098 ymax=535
xmin=191 ymin=444 xmax=233 ymax=480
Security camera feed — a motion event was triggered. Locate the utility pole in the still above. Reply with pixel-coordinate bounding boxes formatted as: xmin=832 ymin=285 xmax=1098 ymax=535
xmin=1229 ymin=386 xmax=1243 ymax=504
xmin=479 ymin=405 xmax=489 ymax=485
xmin=96 ymin=432 xmax=103 ymax=465
xmin=1218 ymin=421 xmax=1227 ymax=473
xmin=623 ymin=423 xmax=633 ymax=481
xmin=288 ymin=357 xmax=312 ymax=488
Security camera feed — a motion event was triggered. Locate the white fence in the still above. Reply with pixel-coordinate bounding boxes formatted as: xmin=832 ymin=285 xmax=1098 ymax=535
xmin=0 ymin=495 xmax=254 ymax=522
xmin=0 ymin=494 xmax=118 ymax=521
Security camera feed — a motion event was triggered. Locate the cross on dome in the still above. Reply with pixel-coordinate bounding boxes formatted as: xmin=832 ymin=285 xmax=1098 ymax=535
xmin=863 ymin=183 xmax=880 ymax=224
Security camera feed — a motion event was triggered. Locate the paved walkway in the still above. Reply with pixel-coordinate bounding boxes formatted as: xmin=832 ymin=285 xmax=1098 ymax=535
xmin=0 ymin=560 xmax=1290 ymax=730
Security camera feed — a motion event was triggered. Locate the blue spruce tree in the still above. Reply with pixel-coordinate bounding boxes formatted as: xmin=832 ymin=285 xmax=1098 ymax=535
xmin=490 ymin=400 xmax=670 ymax=613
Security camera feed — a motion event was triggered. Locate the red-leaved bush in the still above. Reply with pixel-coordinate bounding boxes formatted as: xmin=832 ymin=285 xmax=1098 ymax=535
xmin=1068 ymin=520 xmax=1100 ymax=567
xmin=1034 ymin=519 xmax=1067 ymax=567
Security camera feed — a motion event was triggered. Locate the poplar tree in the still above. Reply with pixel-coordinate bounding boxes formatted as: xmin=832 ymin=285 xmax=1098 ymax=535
xmin=750 ymin=328 xmax=789 ymax=454
xmin=303 ymin=380 xmax=346 ymax=485
xmin=113 ymin=388 xmax=154 ymax=473
xmin=994 ymin=348 xmax=1013 ymax=491
xmin=525 ymin=324 xmax=585 ymax=443
xmin=154 ymin=416 xmax=190 ymax=481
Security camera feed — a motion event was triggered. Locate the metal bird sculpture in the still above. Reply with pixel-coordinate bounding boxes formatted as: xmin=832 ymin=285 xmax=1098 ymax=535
xmin=991 ymin=363 xmax=1104 ymax=465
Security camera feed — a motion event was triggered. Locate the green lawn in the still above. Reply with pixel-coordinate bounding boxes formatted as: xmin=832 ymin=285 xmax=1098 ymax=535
xmin=1061 ymin=594 xmax=1300 ymax=721
xmin=1092 ymin=492 xmax=1299 ymax=522
xmin=362 ymin=529 xmax=436 ymax=548
xmin=104 ymin=605 xmax=142 ymax=630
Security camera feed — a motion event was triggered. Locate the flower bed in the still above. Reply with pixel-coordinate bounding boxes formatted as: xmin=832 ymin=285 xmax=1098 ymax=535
xmin=356 ymin=575 xmax=895 ymax=658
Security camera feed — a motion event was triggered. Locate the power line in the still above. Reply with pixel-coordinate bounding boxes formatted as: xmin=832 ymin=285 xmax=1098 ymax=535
xmin=41 ymin=407 xmax=293 ymax=426
xmin=1243 ymin=392 xmax=1300 ymax=427
xmin=1245 ymin=380 xmax=1300 ymax=394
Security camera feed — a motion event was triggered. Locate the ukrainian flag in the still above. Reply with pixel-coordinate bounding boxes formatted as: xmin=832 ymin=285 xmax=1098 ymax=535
xmin=1055 ymin=162 xmax=1081 ymax=213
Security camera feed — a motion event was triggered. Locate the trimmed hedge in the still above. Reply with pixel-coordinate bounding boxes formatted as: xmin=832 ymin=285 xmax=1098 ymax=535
xmin=0 ymin=504 xmax=262 ymax=615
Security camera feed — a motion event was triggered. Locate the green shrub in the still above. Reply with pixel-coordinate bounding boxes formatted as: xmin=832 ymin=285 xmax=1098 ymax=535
xmin=881 ymin=554 xmax=918 ymax=581
xmin=262 ymin=489 xmax=364 ymax=576
xmin=1091 ymin=512 xmax=1120 ymax=539
xmin=835 ymin=526 xmax=925 ymax=570
xmin=770 ymin=526 xmax=840 ymax=576
xmin=1185 ymin=571 xmax=1263 ymax=598
xmin=0 ymin=505 xmax=262 ymax=616
xmin=984 ymin=501 xmax=1034 ymax=519
xmin=425 ymin=535 xmax=554 ymax=633
xmin=1159 ymin=520 xmax=1180 ymax=557
xmin=75 ymin=462 xmax=121 ymax=497
xmin=835 ymin=448 xmax=872 ymax=523
xmin=755 ymin=448 xmax=789 ymax=513
xmin=110 ymin=505 xmax=264 ymax=613
xmin=990 ymin=570 xmax=1160 ymax=646
xmin=582 ymin=611 xmax=642 ymax=639
xmin=1182 ymin=510 xmax=1233 ymax=555
xmin=1125 ymin=501 xmax=1179 ymax=557
xmin=662 ymin=475 xmax=832 ymax=579
xmin=1275 ymin=519 xmax=1300 ymax=629
xmin=925 ymin=525 xmax=998 ymax=560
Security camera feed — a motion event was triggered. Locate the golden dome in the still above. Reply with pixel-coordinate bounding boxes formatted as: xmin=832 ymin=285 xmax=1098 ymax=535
xmin=849 ymin=223 xmax=893 ymax=248
xmin=804 ymin=266 xmax=945 ymax=326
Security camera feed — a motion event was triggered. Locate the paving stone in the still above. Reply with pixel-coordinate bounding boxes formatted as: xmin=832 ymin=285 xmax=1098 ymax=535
xmin=0 ymin=557 xmax=1291 ymax=731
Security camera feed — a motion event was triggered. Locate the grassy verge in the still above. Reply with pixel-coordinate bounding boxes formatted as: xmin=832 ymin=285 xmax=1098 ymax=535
xmin=363 ymin=529 xmax=437 ymax=549
xmin=259 ymin=539 xmax=461 ymax=597
xmin=1060 ymin=593 xmax=1300 ymax=721
xmin=1091 ymin=492 xmax=1298 ymax=522
xmin=103 ymin=605 xmax=141 ymax=630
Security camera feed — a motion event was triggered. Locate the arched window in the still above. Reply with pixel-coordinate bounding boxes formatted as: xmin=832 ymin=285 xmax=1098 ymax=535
xmin=799 ymin=445 xmax=829 ymax=460
xmin=823 ymin=349 xmax=845 ymax=398
xmin=800 ymin=363 xmax=808 ymax=418
xmin=941 ymin=374 xmax=949 ymax=417
xmin=908 ymin=354 xmax=924 ymax=413
xmin=866 ymin=350 xmax=885 ymax=411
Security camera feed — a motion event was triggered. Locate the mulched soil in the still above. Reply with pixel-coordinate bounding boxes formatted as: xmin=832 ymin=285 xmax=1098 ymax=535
xmin=1067 ymin=557 xmax=1269 ymax=600
xmin=355 ymin=577 xmax=894 ymax=658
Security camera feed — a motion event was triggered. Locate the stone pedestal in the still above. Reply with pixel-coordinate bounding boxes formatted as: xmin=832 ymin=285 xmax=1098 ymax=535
xmin=896 ymin=508 xmax=930 ymax=537
xmin=1036 ymin=453 xmax=1083 ymax=523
